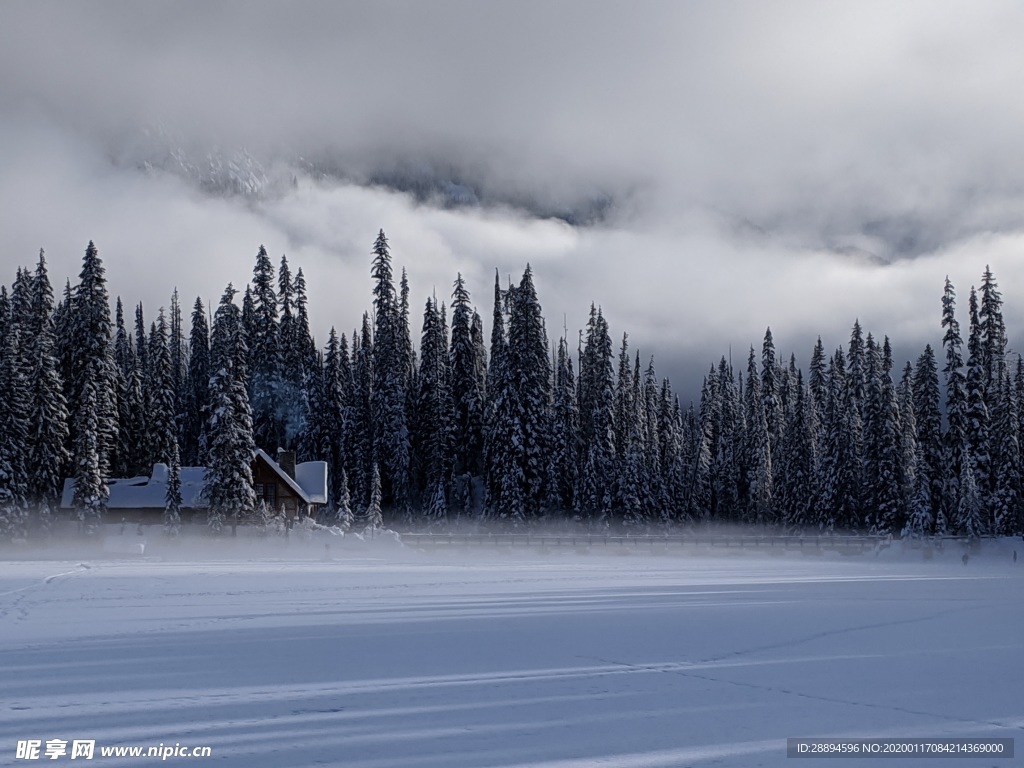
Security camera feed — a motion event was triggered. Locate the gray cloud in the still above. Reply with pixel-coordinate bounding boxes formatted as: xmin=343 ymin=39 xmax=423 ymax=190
xmin=2 ymin=0 xmax=1024 ymax=395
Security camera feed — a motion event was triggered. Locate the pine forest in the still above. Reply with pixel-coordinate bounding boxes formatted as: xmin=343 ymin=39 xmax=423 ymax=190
xmin=1 ymin=232 xmax=1021 ymax=541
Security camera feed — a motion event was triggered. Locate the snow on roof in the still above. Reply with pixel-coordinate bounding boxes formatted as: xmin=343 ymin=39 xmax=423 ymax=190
xmin=59 ymin=453 xmax=328 ymax=510
xmin=295 ymin=461 xmax=328 ymax=505
xmin=60 ymin=466 xmax=208 ymax=510
xmin=254 ymin=449 xmax=310 ymax=504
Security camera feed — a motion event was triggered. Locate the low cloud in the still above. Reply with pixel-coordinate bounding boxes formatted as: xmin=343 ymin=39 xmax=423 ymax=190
xmin=3 ymin=1 xmax=1024 ymax=396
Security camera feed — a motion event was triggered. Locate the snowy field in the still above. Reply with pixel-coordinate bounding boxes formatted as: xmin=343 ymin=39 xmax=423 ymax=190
xmin=1 ymin=538 xmax=1022 ymax=767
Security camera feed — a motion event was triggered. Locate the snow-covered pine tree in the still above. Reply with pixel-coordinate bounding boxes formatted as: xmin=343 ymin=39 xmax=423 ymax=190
xmin=661 ymin=381 xmax=691 ymax=520
xmin=0 ymin=285 xmax=29 ymax=514
xmin=957 ymin=447 xmax=984 ymax=539
xmin=847 ymin=320 xmax=867 ymax=423
xmin=941 ymin=278 xmax=968 ymax=526
xmin=318 ymin=328 xmax=350 ymax=512
xmin=134 ymin=300 xmax=147 ymax=364
xmin=642 ymin=358 xmax=667 ymax=520
xmin=896 ymin=362 xmax=920 ymax=519
xmin=169 ymin=288 xmax=187 ymax=448
xmin=248 ymin=245 xmax=280 ymax=451
xmin=575 ymin=306 xmax=616 ymax=524
xmin=778 ymin=369 xmax=816 ymax=530
xmin=146 ymin=309 xmax=177 ymax=467
xmin=617 ymin=351 xmax=647 ymax=525
xmin=506 ymin=265 xmax=552 ymax=518
xmin=449 ymin=274 xmax=486 ymax=482
xmin=26 ymin=249 xmax=70 ymax=507
xmin=483 ymin=271 xmax=525 ymax=523
xmin=964 ymin=286 xmax=991 ymax=528
xmin=903 ymin=442 xmax=934 ymax=539
xmin=979 ymin=265 xmax=1007 ymax=404
xmin=914 ymin=345 xmax=944 ymax=529
xmin=68 ymin=242 xmax=117 ymax=522
xmin=545 ymin=336 xmax=579 ymax=515
xmin=370 ymin=231 xmax=412 ymax=516
xmin=744 ymin=348 xmax=773 ymax=525
xmin=819 ymin=349 xmax=864 ymax=531
xmin=867 ymin=337 xmax=902 ymax=534
xmin=183 ymin=297 xmax=211 ymax=465
xmin=364 ymin=460 xmax=383 ymax=530
xmin=414 ymin=297 xmax=453 ymax=521
xmin=164 ymin=439 xmax=182 ymax=535
xmin=72 ymin=375 xmax=107 ymax=533
xmin=350 ymin=316 xmax=374 ymax=508
xmin=289 ymin=266 xmax=317 ymax=452
xmin=333 ymin=463 xmax=353 ymax=530
xmin=53 ymin=279 xmax=76 ymax=426
xmin=204 ymin=284 xmax=256 ymax=534
xmin=613 ymin=337 xmax=635 ymax=517
xmin=990 ymin=370 xmax=1021 ymax=535
xmin=112 ymin=296 xmax=135 ymax=477
xmin=710 ymin=359 xmax=743 ymax=521
xmin=808 ymin=336 xmax=828 ymax=424
xmin=614 ymin=334 xmax=634 ymax=465
xmin=761 ymin=327 xmax=781 ymax=456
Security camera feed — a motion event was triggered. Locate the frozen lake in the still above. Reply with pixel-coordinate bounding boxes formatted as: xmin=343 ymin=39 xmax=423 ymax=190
xmin=1 ymin=541 xmax=1021 ymax=766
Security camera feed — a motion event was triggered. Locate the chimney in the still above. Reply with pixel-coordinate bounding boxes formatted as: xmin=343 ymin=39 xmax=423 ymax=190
xmin=277 ymin=449 xmax=296 ymax=480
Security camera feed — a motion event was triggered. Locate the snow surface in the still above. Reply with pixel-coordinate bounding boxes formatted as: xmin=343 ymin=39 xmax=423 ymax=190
xmin=1 ymin=540 xmax=1022 ymax=767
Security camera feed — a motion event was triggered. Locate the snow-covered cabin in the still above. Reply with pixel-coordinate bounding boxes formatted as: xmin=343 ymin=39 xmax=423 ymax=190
xmin=60 ymin=449 xmax=328 ymax=524
xmin=251 ymin=449 xmax=328 ymax=518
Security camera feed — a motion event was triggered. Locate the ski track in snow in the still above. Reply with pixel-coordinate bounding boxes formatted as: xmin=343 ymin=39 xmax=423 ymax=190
xmin=0 ymin=549 xmax=1021 ymax=767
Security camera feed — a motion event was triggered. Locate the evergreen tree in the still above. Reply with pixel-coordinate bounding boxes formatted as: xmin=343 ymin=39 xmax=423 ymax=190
xmin=204 ymin=284 xmax=256 ymax=533
xmin=914 ymin=345 xmax=944 ymax=529
xmin=112 ymin=296 xmax=135 ymax=477
xmin=576 ymin=306 xmax=616 ymax=524
xmin=72 ymin=376 xmax=107 ymax=532
xmin=414 ymin=297 xmax=453 ymax=520
xmin=808 ymin=336 xmax=828 ymax=423
xmin=318 ymin=328 xmax=349 ymax=511
xmin=979 ymin=265 xmax=1007 ymax=401
xmin=169 ymin=288 xmax=186 ymax=445
xmin=183 ymin=297 xmax=211 ymax=465
xmin=819 ymin=349 xmax=863 ymax=530
xmin=0 ymin=286 xmax=29 ymax=511
xmin=744 ymin=348 xmax=773 ymax=525
xmin=546 ymin=337 xmax=580 ymax=514
xmin=506 ymin=265 xmax=552 ymax=517
xmin=941 ymin=278 xmax=968 ymax=523
xmin=897 ymin=362 xmax=920 ymax=521
xmin=68 ymin=242 xmax=117 ymax=524
xmin=26 ymin=250 xmax=70 ymax=506
xmin=867 ymin=337 xmax=902 ymax=534
xmin=709 ymin=360 xmax=743 ymax=521
xmin=449 ymin=274 xmax=486 ymax=480
xmin=643 ymin=357 xmax=666 ymax=519
xmin=248 ymin=245 xmax=280 ymax=450
xmin=780 ymin=369 xmax=817 ymax=530
xmin=991 ymin=370 xmax=1021 ymax=534
xmin=370 ymin=231 xmax=411 ymax=514
xmin=964 ymin=286 xmax=991 ymax=523
xmin=350 ymin=316 xmax=375 ymax=507
xmin=364 ymin=461 xmax=383 ymax=529
xmin=333 ymin=463 xmax=353 ymax=530
xmin=957 ymin=448 xmax=984 ymax=538
xmin=761 ymin=327 xmax=781 ymax=455
xmin=484 ymin=271 xmax=525 ymax=522
xmin=164 ymin=439 xmax=182 ymax=535
xmin=146 ymin=309 xmax=177 ymax=467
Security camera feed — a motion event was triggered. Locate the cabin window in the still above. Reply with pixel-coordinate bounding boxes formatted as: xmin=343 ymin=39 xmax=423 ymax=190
xmin=255 ymin=483 xmax=277 ymax=508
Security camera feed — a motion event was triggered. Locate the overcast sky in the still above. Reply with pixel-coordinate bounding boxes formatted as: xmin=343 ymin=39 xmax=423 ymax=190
xmin=3 ymin=0 xmax=1024 ymax=395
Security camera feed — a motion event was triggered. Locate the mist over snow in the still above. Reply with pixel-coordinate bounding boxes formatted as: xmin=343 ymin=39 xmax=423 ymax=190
xmin=4 ymin=1 xmax=1024 ymax=391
